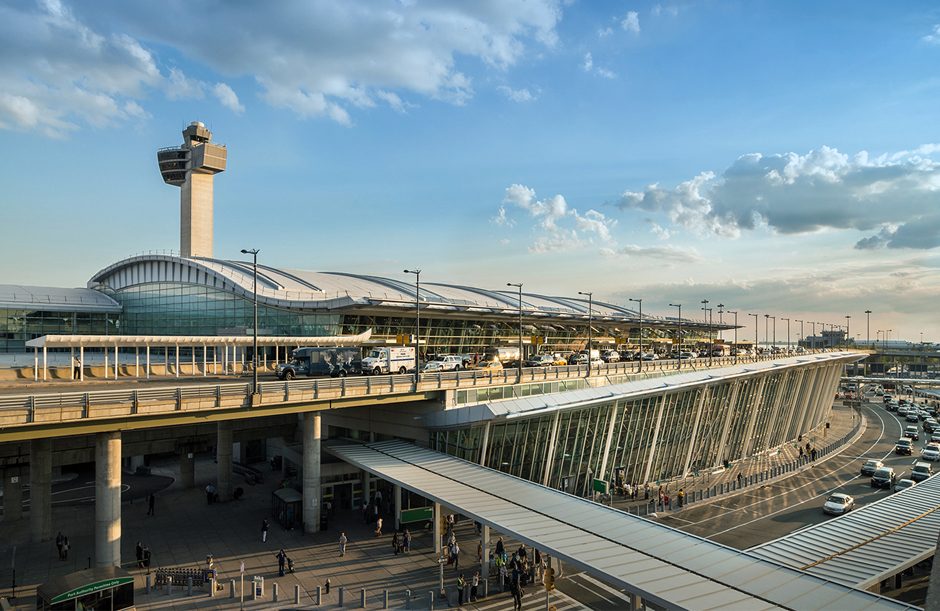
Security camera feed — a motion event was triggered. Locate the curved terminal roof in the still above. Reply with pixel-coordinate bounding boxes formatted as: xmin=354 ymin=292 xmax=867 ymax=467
xmin=88 ymin=254 xmax=727 ymax=330
xmin=0 ymin=284 xmax=121 ymax=313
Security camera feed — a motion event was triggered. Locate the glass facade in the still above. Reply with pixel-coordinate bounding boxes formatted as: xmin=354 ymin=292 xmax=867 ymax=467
xmin=0 ymin=309 xmax=119 ymax=352
xmin=432 ymin=361 xmax=840 ymax=493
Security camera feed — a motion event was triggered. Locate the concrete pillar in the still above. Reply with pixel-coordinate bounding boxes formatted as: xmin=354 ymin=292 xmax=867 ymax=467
xmin=217 ymin=421 xmax=234 ymax=502
xmin=180 ymin=447 xmax=195 ymax=489
xmin=394 ymin=485 xmax=402 ymax=529
xmin=480 ymin=524 xmax=489 ymax=589
xmin=303 ymin=412 xmax=322 ymax=533
xmin=433 ymin=502 xmax=441 ymax=555
xmin=3 ymin=470 xmax=23 ymax=522
xmin=29 ymin=438 xmax=52 ymax=542
xmin=363 ymin=469 xmax=370 ymax=509
xmin=96 ymin=431 xmax=122 ymax=567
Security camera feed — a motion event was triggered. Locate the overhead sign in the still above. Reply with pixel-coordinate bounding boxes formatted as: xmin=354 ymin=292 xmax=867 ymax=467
xmin=400 ymin=507 xmax=433 ymax=523
xmin=592 ymin=478 xmax=609 ymax=494
xmin=51 ymin=577 xmax=135 ymax=603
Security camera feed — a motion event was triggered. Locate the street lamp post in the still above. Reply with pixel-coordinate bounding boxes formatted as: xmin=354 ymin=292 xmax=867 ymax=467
xmin=810 ymin=322 xmax=816 ymax=349
xmin=630 ymin=298 xmax=643 ymax=373
xmin=886 ymin=329 xmax=892 ymax=352
xmin=727 ymin=311 xmax=738 ymax=363
xmin=865 ymin=310 xmax=872 ymax=349
xmin=240 ymin=248 xmax=260 ymax=397
xmin=845 ymin=315 xmax=851 ymax=350
xmin=404 ymin=269 xmax=422 ymax=381
xmin=796 ymin=320 xmax=803 ymax=349
xmin=764 ymin=314 xmax=769 ymax=352
xmin=579 ymin=291 xmax=593 ymax=377
xmin=669 ymin=303 xmax=681 ymax=369
xmin=749 ymin=313 xmax=758 ymax=355
xmin=717 ymin=304 xmax=725 ymax=341
xmin=782 ymin=318 xmax=790 ymax=353
xmin=701 ymin=300 xmax=710 ymax=365
xmin=508 ymin=283 xmax=524 ymax=379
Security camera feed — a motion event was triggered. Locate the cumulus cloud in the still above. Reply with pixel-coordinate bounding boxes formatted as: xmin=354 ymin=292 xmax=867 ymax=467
xmin=621 ymin=12 xmax=640 ymax=34
xmin=582 ymin=52 xmax=594 ymax=71
xmin=924 ymin=24 xmax=940 ymax=44
xmin=614 ymin=144 xmax=940 ymax=249
xmin=211 ymin=83 xmax=245 ymax=113
xmin=596 ymin=68 xmax=617 ymax=79
xmin=652 ymin=4 xmax=679 ymax=17
xmin=600 ymin=244 xmax=703 ymax=264
xmin=501 ymin=184 xmax=616 ymax=253
xmin=492 ymin=206 xmax=515 ymax=227
xmin=497 ymin=85 xmax=537 ymax=102
xmin=598 ymin=27 xmax=613 ymax=38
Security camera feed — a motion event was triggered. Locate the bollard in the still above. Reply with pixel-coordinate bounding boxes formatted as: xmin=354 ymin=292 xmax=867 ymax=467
xmin=188 ymin=576 xmax=193 ymax=597
xmin=405 ymin=589 xmax=411 ymax=609
xmin=339 ymin=585 xmax=344 ymax=607
xmin=252 ymin=581 xmax=257 ymax=601
xmin=274 ymin=582 xmax=279 ymax=603
xmin=383 ymin=589 xmax=389 ymax=609
xmin=295 ymin=584 xmax=300 ymax=605
xmin=166 ymin=576 xmax=172 ymax=596
xmin=316 ymin=585 xmax=321 ymax=605
xmin=208 ymin=578 xmax=216 ymax=598
xmin=146 ymin=575 xmax=151 ymax=595
xmin=361 ymin=588 xmax=366 ymax=608
xmin=230 ymin=580 xmax=235 ymax=599
xmin=428 ymin=590 xmax=434 ymax=610
xmin=484 ymin=578 xmax=489 ymax=598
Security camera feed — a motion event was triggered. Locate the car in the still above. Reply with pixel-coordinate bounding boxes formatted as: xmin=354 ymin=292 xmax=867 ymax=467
xmin=860 ymin=459 xmax=884 ymax=476
xmin=641 ymin=352 xmax=659 ymax=361
xmin=886 ymin=402 xmax=898 ymax=412
xmin=924 ymin=419 xmax=938 ymax=434
xmin=552 ymin=354 xmax=569 ymax=366
xmin=896 ymin=438 xmax=914 ymax=455
xmin=823 ymin=493 xmax=855 ymax=515
xmin=895 ymin=479 xmax=917 ymax=493
xmin=904 ymin=426 xmax=920 ymax=441
xmin=470 ymin=360 xmax=503 ymax=372
xmin=884 ymin=395 xmax=894 ymax=404
xmin=420 ymin=361 xmax=445 ymax=373
xmin=618 ymin=350 xmax=635 ymax=361
xmin=568 ymin=353 xmax=588 ymax=365
xmin=589 ymin=357 xmax=605 ymax=366
xmin=897 ymin=406 xmax=909 ymax=416
xmin=930 ymin=433 xmax=940 ymax=445
xmin=922 ymin=444 xmax=940 ymax=461
xmin=907 ymin=411 xmax=921 ymax=423
xmin=679 ymin=351 xmax=696 ymax=359
xmin=600 ymin=350 xmax=620 ymax=363
xmin=871 ymin=467 xmax=897 ymax=488
xmin=911 ymin=462 xmax=933 ymax=482
xmin=524 ymin=354 xmax=555 ymax=367
xmin=876 ymin=388 xmax=885 ymax=396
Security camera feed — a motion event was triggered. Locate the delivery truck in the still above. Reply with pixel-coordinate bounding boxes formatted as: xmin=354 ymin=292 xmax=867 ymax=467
xmin=275 ymin=347 xmax=362 ymax=380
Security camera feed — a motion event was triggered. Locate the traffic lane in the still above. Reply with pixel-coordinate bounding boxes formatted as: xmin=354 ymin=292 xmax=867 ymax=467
xmin=657 ymin=404 xmax=903 ymax=546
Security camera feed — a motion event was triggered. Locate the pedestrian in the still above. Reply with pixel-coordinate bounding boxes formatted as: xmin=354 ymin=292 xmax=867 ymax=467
xmin=678 ymin=489 xmax=685 ymax=508
xmin=452 ymin=541 xmax=460 ymax=569
xmin=644 ymin=482 xmax=650 ymax=500
xmin=374 ymin=488 xmax=383 ymax=507
xmin=392 ymin=532 xmax=400 ymax=555
xmin=518 ymin=543 xmax=527 ymax=562
xmin=261 ymin=518 xmax=269 ymax=542
xmin=339 ymin=532 xmax=347 ymax=556
xmin=374 ymin=517 xmax=383 ymax=536
xmin=737 ymin=472 xmax=743 ymax=486
xmin=510 ymin=580 xmax=522 ymax=610
xmin=457 ymin=574 xmax=466 ymax=605
xmin=56 ymin=532 xmax=65 ymax=560
xmin=477 ymin=541 xmax=483 ymax=561
xmin=404 ymin=529 xmax=411 ymax=553
xmin=62 ymin=536 xmax=69 ymax=560
xmin=73 ymin=355 xmax=82 ymax=379
xmin=799 ymin=446 xmax=804 ymax=459
xmin=496 ymin=537 xmax=504 ymax=556
xmin=147 ymin=493 xmax=155 ymax=516
xmin=136 ymin=542 xmax=144 ymax=568
xmin=276 ymin=549 xmax=286 ymax=577
xmin=470 ymin=572 xmax=479 ymax=602
xmin=206 ymin=484 xmax=215 ymax=505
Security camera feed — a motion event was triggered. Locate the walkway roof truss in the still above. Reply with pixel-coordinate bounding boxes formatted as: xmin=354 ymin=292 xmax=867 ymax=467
xmin=25 ymin=330 xmax=372 ymax=349
xmin=326 ymin=440 xmax=915 ymax=611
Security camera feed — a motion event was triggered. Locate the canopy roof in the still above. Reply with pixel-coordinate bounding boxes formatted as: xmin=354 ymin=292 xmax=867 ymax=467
xmin=26 ymin=330 xmax=371 ymax=349
xmin=0 ymin=283 xmax=121 ymax=313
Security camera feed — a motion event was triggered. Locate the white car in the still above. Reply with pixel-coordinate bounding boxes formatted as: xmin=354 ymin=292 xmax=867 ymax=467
xmin=923 ymin=444 xmax=940 ymax=461
xmin=823 ymin=493 xmax=855 ymax=515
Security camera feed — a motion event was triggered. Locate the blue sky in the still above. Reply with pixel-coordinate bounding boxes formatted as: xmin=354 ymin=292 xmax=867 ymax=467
xmin=2 ymin=0 xmax=940 ymax=344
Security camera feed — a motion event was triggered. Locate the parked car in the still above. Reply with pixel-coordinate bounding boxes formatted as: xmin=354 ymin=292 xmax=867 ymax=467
xmin=524 ymin=354 xmax=555 ymax=367
xmin=823 ymin=493 xmax=855 ymax=515
xmin=470 ymin=360 xmax=503 ymax=372
xmin=860 ymin=459 xmax=884 ymax=476
xmin=679 ymin=351 xmax=696 ymax=360
xmin=568 ymin=353 xmax=588 ymax=365
xmin=641 ymin=352 xmax=659 ymax=361
xmin=895 ymin=479 xmax=917 ymax=493
xmin=871 ymin=467 xmax=897 ymax=488
xmin=896 ymin=438 xmax=914 ymax=455
xmin=421 ymin=361 xmax=445 ymax=373
xmin=552 ymin=354 xmax=569 ymax=366
xmin=600 ymin=350 xmax=620 ymax=363
xmin=911 ymin=462 xmax=933 ymax=482
xmin=589 ymin=357 xmax=605 ymax=367
xmin=904 ymin=426 xmax=920 ymax=441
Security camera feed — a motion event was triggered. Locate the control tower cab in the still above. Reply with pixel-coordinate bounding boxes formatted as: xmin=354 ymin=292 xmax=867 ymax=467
xmin=157 ymin=122 xmax=227 ymax=258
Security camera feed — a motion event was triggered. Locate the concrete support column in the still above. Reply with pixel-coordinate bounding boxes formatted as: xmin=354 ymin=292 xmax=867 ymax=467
xmin=217 ymin=421 xmax=234 ymax=502
xmin=363 ymin=470 xmax=370 ymax=508
xmin=95 ymin=431 xmax=122 ymax=567
xmin=480 ymin=524 xmax=490 ymax=587
xmin=433 ymin=502 xmax=442 ymax=556
xmin=29 ymin=438 xmax=53 ymax=542
xmin=180 ymin=447 xmax=195 ymax=489
xmin=3 ymin=470 xmax=23 ymax=522
xmin=303 ymin=412 xmax=322 ymax=534
xmin=394 ymin=485 xmax=402 ymax=530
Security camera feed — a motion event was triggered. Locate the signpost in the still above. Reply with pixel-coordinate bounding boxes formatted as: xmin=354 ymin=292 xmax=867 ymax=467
xmin=240 ymin=562 xmax=245 ymax=611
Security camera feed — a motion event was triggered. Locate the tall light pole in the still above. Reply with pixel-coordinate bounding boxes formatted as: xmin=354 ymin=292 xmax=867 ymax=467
xmin=764 ymin=314 xmax=770 ymax=351
xmin=669 ymin=303 xmax=682 ymax=369
xmin=877 ymin=330 xmax=883 ymax=351
xmin=630 ymin=298 xmax=643 ymax=373
xmin=717 ymin=304 xmax=725 ymax=343
xmin=579 ymin=291 xmax=593 ymax=377
xmin=865 ymin=310 xmax=872 ymax=349
xmin=508 ymin=283 xmax=524 ymax=378
xmin=749 ymin=313 xmax=758 ymax=354
xmin=404 ymin=269 xmax=422 ymax=380
xmin=727 ymin=310 xmax=738 ymax=363
xmin=845 ymin=315 xmax=851 ymax=350
xmin=240 ymin=248 xmax=260 ymax=396
xmin=782 ymin=318 xmax=790 ymax=353
xmin=796 ymin=320 xmax=803 ymax=348
xmin=810 ymin=321 xmax=817 ymax=349
xmin=701 ymin=299 xmax=710 ymax=364
xmin=886 ymin=329 xmax=892 ymax=352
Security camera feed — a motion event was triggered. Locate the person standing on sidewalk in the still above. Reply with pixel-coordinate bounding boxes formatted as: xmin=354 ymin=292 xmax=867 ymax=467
xmin=276 ymin=550 xmax=286 ymax=577
xmin=403 ymin=529 xmax=411 ymax=553
xmin=56 ymin=532 xmax=65 ymax=560
xmin=470 ymin=572 xmax=479 ymax=602
xmin=147 ymin=493 xmax=155 ymax=516
xmin=261 ymin=518 xmax=269 ymax=542
xmin=206 ymin=484 xmax=215 ymax=505
xmin=677 ymin=489 xmax=684 ymax=508
xmin=339 ymin=532 xmax=347 ymax=556
xmin=457 ymin=574 xmax=466 ymax=605
xmin=136 ymin=542 xmax=145 ymax=568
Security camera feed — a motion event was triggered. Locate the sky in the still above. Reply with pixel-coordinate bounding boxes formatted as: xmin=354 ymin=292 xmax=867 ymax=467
xmin=1 ymin=0 xmax=940 ymax=344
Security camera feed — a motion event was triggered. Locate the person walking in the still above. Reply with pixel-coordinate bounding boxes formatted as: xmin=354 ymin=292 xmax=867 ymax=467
xmin=339 ymin=532 xmax=347 ymax=556
xmin=72 ymin=355 xmax=82 ymax=379
xmin=452 ymin=541 xmax=460 ymax=570
xmin=261 ymin=518 xmax=269 ymax=542
xmin=392 ymin=532 xmax=400 ymax=555
xmin=276 ymin=550 xmax=287 ymax=577
xmin=147 ymin=493 xmax=155 ymax=516
xmin=644 ymin=482 xmax=650 ymax=500
xmin=56 ymin=532 xmax=65 ymax=560
xmin=374 ymin=517 xmax=383 ymax=536
xmin=470 ymin=572 xmax=479 ymax=602
xmin=510 ymin=580 xmax=522 ymax=611
xmin=136 ymin=542 xmax=145 ymax=568
xmin=495 ymin=537 xmax=504 ymax=556
xmin=737 ymin=472 xmax=743 ymax=486
xmin=457 ymin=574 xmax=466 ymax=605
xmin=206 ymin=484 xmax=215 ymax=505
xmin=62 ymin=536 xmax=70 ymax=560
xmin=403 ymin=529 xmax=411 ymax=553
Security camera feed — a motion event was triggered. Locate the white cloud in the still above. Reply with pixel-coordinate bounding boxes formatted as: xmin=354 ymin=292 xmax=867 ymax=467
xmin=651 ymin=5 xmax=679 ymax=17
xmin=598 ymin=27 xmax=613 ymax=38
xmin=492 ymin=206 xmax=515 ymax=227
xmin=211 ymin=83 xmax=245 ymax=113
xmin=621 ymin=12 xmax=640 ymax=34
xmin=497 ymin=85 xmax=537 ymax=102
xmin=613 ymin=144 xmax=940 ymax=250
xmin=600 ymin=244 xmax=703 ymax=264
xmin=501 ymin=184 xmax=616 ymax=252
xmin=582 ymin=52 xmax=594 ymax=72
xmin=924 ymin=24 xmax=940 ymax=44
xmin=165 ymin=67 xmax=205 ymax=100
xmin=596 ymin=68 xmax=617 ymax=79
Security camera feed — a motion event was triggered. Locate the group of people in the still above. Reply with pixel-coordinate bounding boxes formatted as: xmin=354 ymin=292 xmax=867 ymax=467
xmin=391 ymin=529 xmax=411 ymax=554
xmin=493 ymin=538 xmax=539 ymax=610
xmin=55 ymin=532 xmax=70 ymax=560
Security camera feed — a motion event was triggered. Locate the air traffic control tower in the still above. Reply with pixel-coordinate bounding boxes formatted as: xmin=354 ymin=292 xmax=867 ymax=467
xmin=157 ymin=122 xmax=227 ymax=258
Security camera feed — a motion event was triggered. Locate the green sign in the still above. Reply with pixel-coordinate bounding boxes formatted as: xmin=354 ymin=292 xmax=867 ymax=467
xmin=400 ymin=507 xmax=433 ymax=523
xmin=51 ymin=577 xmax=135 ymax=603
xmin=592 ymin=478 xmax=608 ymax=494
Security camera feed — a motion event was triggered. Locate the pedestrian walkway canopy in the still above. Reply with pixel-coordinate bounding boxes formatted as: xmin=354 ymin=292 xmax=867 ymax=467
xmin=326 ymin=440 xmax=916 ymax=611
xmin=748 ymin=472 xmax=940 ymax=590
